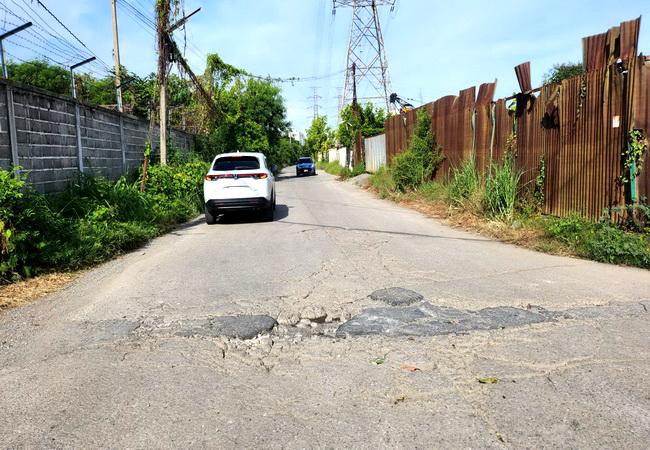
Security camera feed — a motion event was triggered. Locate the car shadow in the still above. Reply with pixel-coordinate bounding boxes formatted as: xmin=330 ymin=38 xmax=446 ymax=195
xmin=276 ymin=172 xmax=318 ymax=181
xmin=214 ymin=204 xmax=289 ymax=225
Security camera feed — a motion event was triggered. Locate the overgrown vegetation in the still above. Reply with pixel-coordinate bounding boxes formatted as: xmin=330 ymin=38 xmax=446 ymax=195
xmin=447 ymin=157 xmax=481 ymax=209
xmin=0 ymin=158 xmax=208 ymax=283
xmin=545 ymin=215 xmax=650 ymax=268
xmin=368 ymin=147 xmax=650 ymax=270
xmin=392 ymin=109 xmax=444 ymax=191
xmin=483 ymin=153 xmax=522 ymax=221
xmin=336 ymin=103 xmax=386 ymax=151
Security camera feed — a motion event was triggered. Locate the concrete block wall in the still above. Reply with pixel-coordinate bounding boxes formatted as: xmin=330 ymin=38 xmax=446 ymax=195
xmin=0 ymin=79 xmax=195 ymax=193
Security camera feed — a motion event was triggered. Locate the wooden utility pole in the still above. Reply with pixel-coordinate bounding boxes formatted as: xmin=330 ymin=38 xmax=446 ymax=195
xmin=156 ymin=0 xmax=171 ymax=165
xmin=110 ymin=0 xmax=123 ymax=112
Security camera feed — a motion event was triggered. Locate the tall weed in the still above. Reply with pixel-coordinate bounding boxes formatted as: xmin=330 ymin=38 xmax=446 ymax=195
xmin=447 ymin=157 xmax=481 ymax=208
xmin=484 ymin=154 xmax=521 ymax=221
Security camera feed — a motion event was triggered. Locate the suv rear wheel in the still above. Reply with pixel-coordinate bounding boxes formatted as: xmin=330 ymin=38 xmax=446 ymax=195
xmin=205 ymin=206 xmax=217 ymax=225
xmin=263 ymin=194 xmax=276 ymax=222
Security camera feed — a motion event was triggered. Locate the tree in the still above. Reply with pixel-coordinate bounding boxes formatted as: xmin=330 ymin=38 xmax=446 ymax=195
xmin=306 ymin=116 xmax=332 ymax=160
xmin=7 ymin=60 xmax=70 ymax=95
xmin=336 ymin=103 xmax=385 ymax=150
xmin=201 ymin=77 xmax=289 ymax=165
xmin=542 ymin=62 xmax=584 ymax=85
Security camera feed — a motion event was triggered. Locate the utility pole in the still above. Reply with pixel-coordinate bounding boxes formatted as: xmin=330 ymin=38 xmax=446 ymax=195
xmin=1 ymin=22 xmax=32 ymax=173
xmin=156 ymin=0 xmax=171 ymax=165
xmin=110 ymin=0 xmax=123 ymax=112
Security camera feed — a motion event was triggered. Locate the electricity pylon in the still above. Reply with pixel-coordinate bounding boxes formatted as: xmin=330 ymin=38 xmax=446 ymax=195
xmin=333 ymin=0 xmax=395 ymax=113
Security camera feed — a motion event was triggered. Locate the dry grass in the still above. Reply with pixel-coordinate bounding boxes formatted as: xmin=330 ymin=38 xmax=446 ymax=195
xmin=0 ymin=272 xmax=80 ymax=312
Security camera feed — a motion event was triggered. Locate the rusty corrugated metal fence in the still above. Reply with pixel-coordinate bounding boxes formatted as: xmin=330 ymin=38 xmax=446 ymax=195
xmin=384 ymin=17 xmax=649 ymax=219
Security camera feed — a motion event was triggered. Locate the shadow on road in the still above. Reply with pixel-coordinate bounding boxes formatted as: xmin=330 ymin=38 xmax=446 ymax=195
xmin=276 ymin=173 xmax=318 ymax=181
xmin=214 ymin=204 xmax=290 ymax=225
xmin=173 ymin=216 xmax=205 ymax=231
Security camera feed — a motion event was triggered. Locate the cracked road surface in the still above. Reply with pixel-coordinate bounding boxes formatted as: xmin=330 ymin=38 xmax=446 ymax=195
xmin=1 ymin=169 xmax=650 ymax=448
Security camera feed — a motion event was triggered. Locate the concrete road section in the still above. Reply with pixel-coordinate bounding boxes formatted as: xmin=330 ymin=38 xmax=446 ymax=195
xmin=1 ymin=169 xmax=649 ymax=448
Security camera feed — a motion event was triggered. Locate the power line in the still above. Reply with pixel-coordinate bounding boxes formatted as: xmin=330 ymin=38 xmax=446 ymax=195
xmin=118 ymin=0 xmax=156 ymax=30
xmin=0 ymin=11 xmax=90 ymax=66
xmin=3 ymin=2 xmax=90 ymax=60
xmin=3 ymin=37 xmax=67 ymax=66
xmin=32 ymin=0 xmax=112 ymax=69
xmin=2 ymin=1 xmax=111 ymax=74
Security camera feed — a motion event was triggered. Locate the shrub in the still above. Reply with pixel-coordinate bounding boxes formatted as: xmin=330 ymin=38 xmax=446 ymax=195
xmin=391 ymin=109 xmax=444 ymax=191
xmin=447 ymin=157 xmax=481 ymax=208
xmin=0 ymin=159 xmax=208 ymax=283
xmin=484 ymin=154 xmax=521 ymax=221
xmin=392 ymin=150 xmax=425 ymax=191
xmin=545 ymin=215 xmax=650 ymax=268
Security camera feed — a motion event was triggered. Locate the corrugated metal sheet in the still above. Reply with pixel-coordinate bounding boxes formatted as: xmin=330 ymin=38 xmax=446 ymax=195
xmin=583 ymin=32 xmax=608 ymax=72
xmin=364 ymin=133 xmax=386 ymax=173
xmin=514 ymin=62 xmax=532 ymax=92
xmin=635 ymin=58 xmax=650 ymax=202
xmin=475 ymin=82 xmax=496 ymax=174
xmin=382 ymin=17 xmax=646 ymax=219
xmin=620 ymin=17 xmax=641 ymax=61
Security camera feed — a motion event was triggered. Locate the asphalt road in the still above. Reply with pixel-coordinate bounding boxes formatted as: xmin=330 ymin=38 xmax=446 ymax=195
xmin=1 ymin=168 xmax=649 ymax=448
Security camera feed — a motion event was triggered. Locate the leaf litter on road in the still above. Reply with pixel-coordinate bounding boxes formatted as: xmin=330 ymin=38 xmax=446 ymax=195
xmin=478 ymin=377 xmax=499 ymax=384
xmin=400 ymin=363 xmax=421 ymax=372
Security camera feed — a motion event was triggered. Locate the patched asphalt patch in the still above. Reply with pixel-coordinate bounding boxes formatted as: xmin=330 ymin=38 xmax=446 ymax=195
xmin=370 ymin=287 xmax=424 ymax=306
xmin=335 ymin=301 xmax=649 ymax=338
xmin=174 ymin=315 xmax=277 ymax=339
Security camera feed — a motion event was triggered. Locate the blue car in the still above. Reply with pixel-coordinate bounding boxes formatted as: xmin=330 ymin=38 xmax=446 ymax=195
xmin=296 ymin=157 xmax=316 ymax=177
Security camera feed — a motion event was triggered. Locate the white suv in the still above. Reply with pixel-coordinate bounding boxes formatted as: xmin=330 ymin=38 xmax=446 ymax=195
xmin=203 ymin=152 xmax=276 ymax=224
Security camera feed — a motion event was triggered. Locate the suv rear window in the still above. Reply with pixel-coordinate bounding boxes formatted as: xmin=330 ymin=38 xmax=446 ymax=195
xmin=298 ymin=157 xmax=313 ymax=164
xmin=213 ymin=156 xmax=260 ymax=171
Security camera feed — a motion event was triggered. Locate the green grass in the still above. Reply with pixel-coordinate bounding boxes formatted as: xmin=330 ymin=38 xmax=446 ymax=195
xmin=317 ymin=160 xmax=365 ymax=179
xmin=369 ymin=166 xmax=396 ymax=198
xmin=447 ymin=157 xmax=481 ymax=208
xmin=543 ymin=215 xmax=650 ymax=268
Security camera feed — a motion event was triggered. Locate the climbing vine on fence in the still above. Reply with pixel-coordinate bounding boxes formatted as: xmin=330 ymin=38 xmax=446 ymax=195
xmin=620 ymin=129 xmax=648 ymax=184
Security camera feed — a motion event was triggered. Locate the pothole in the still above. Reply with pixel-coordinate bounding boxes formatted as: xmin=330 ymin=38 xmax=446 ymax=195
xmin=336 ymin=289 xmax=650 ymax=338
xmin=168 ymin=315 xmax=278 ymax=340
xmin=369 ymin=287 xmax=424 ymax=306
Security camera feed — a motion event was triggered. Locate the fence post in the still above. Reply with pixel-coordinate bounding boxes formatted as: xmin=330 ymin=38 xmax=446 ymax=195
xmin=5 ymin=83 xmax=19 ymax=170
xmin=119 ymin=115 xmax=126 ymax=174
xmin=74 ymin=101 xmax=84 ymax=173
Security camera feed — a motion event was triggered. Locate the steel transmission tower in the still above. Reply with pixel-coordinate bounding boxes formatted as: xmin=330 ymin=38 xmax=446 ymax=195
xmin=333 ymin=0 xmax=395 ymax=113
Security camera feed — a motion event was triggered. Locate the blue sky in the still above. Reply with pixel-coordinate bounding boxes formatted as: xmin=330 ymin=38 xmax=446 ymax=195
xmin=3 ymin=0 xmax=650 ymax=132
